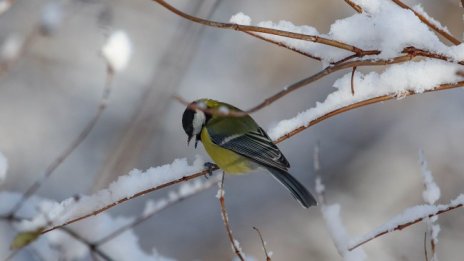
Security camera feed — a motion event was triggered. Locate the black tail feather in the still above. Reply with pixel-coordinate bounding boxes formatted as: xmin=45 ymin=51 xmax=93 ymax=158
xmin=267 ymin=167 xmax=317 ymax=208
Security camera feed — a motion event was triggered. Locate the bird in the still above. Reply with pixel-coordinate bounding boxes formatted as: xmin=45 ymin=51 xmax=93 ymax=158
xmin=181 ymin=98 xmax=317 ymax=208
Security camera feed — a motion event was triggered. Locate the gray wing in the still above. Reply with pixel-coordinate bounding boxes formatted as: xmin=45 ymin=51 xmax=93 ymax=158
xmin=210 ymin=127 xmax=290 ymax=171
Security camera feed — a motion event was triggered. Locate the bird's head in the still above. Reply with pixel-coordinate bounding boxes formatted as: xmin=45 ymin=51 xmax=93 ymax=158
xmin=182 ymin=99 xmax=216 ymax=148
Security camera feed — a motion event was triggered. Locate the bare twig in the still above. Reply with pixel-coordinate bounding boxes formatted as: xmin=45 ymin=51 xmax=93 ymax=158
xmin=253 ymin=227 xmax=271 ymax=261
xmin=391 ymin=0 xmax=461 ymax=45
xmin=151 ymin=0 xmax=376 ymax=55
xmin=344 ymin=0 xmax=363 ymax=13
xmin=351 ymin=66 xmax=357 ymax=95
xmin=424 ymin=231 xmax=428 ymax=261
xmin=348 ymin=200 xmax=464 ymax=251
xmin=7 ymin=69 xmax=115 ymax=217
xmin=244 ymin=31 xmax=323 ymax=61
xmin=218 ymin=172 xmax=245 ymax=261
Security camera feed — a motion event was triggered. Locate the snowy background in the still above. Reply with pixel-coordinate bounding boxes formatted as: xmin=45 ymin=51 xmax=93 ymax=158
xmin=1 ymin=0 xmax=464 ymax=260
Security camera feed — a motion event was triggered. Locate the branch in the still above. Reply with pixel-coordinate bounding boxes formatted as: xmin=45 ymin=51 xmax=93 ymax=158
xmin=94 ymin=176 xmax=220 ymax=246
xmin=40 ymin=165 xmax=217 ymax=235
xmin=390 ymin=0 xmax=461 ymax=45
xmin=151 ymin=0 xmax=375 ymax=55
xmin=274 ymin=80 xmax=464 ymax=143
xmin=253 ymin=227 xmax=272 ymax=261
xmin=348 ymin=195 xmax=464 ymax=251
xmin=177 ymin=46 xmax=462 ymax=118
xmin=343 ymin=0 xmax=363 ymax=13
xmin=218 ymin=172 xmax=245 ymax=261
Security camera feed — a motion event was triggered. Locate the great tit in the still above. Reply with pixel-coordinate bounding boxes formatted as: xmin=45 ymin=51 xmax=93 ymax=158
xmin=182 ymin=98 xmax=317 ymax=208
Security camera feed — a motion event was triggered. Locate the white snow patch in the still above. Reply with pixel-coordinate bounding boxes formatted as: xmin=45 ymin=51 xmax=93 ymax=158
xmin=102 ymin=30 xmax=132 ymax=72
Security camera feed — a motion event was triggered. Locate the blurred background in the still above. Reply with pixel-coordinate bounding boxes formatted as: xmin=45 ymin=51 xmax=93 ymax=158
xmin=0 ymin=0 xmax=463 ymax=260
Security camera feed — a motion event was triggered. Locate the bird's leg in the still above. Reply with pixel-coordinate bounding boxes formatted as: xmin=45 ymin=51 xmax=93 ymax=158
xmin=203 ymin=162 xmax=215 ymax=178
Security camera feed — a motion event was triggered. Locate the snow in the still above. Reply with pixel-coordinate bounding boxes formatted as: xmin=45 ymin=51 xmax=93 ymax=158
xmin=101 ymin=30 xmax=132 ymax=72
xmin=315 ymin=177 xmax=325 ymax=195
xmin=0 ymin=151 xmax=7 ymax=184
xmin=419 ymin=150 xmax=440 ymax=204
xmin=17 ymin=156 xmax=205 ymax=231
xmin=412 ymin=5 xmax=451 ymax=34
xmin=1 ymin=192 xmax=175 ymax=260
xmin=321 ymin=204 xmax=366 ymax=261
xmin=230 ymin=1 xmax=464 ymax=63
xmin=229 ymin=12 xmax=251 ymax=25
xmin=268 ymin=59 xmax=463 ymax=140
xmin=349 ymin=194 xmax=464 ymax=249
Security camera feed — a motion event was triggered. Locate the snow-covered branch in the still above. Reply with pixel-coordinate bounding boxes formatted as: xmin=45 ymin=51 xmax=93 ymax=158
xmin=348 ymin=194 xmax=464 ymax=251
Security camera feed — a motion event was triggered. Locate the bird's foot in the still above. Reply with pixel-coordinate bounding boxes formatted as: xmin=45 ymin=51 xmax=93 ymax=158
xmin=203 ymin=162 xmax=216 ymax=178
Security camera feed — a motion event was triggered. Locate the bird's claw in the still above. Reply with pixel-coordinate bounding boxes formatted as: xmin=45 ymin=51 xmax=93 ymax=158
xmin=203 ymin=162 xmax=215 ymax=178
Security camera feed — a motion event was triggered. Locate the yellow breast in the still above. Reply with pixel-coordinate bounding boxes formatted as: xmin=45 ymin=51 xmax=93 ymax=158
xmin=201 ymin=128 xmax=253 ymax=174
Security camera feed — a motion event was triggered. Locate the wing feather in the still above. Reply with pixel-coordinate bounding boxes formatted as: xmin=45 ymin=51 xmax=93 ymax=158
xmin=210 ymin=127 xmax=290 ymax=171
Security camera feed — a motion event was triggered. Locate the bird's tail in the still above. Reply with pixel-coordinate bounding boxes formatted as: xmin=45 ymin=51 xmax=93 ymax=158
xmin=267 ymin=167 xmax=317 ymax=208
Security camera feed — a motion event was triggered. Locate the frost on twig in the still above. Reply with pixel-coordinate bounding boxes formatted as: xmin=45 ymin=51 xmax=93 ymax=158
xmin=0 ymin=192 xmax=175 ymax=261
xmin=101 ymin=30 xmax=132 ymax=74
xmin=349 ymin=194 xmax=464 ymax=251
xmin=16 ymin=156 xmax=205 ymax=235
xmin=419 ymin=150 xmax=441 ymax=260
xmin=316 ymin=177 xmax=366 ymax=260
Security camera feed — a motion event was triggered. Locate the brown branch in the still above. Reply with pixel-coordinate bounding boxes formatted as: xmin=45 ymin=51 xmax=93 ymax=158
xmin=38 ymin=81 xmax=464 ymax=238
xmin=151 ymin=0 xmax=375 ymax=55
xmin=348 ymin=201 xmax=464 ymax=251
xmin=177 ymin=46 xmax=463 ymax=118
xmin=175 ymin=54 xmax=410 ymax=117
xmin=275 ymin=80 xmax=464 ymax=143
xmin=344 ymin=0 xmax=363 ymax=13
xmin=8 ymin=68 xmax=114 ymax=217
xmin=391 ymin=0 xmax=461 ymax=45
xmin=218 ymin=172 xmax=245 ymax=261
xmin=40 ymin=166 xmax=218 ymax=235
xmin=244 ymin=31 xmax=323 ymax=61
xmin=253 ymin=227 xmax=271 ymax=261
xmin=94 ymin=176 xmax=220 ymax=246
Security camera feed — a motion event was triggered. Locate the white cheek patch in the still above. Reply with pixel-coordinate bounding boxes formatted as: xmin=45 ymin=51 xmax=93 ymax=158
xmin=192 ymin=110 xmax=206 ymax=135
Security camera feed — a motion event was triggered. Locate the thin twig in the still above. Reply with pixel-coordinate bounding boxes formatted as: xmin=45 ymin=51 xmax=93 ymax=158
xmin=244 ymin=31 xmax=323 ymax=61
xmin=7 ymin=68 xmax=115 ymax=217
xmin=390 ymin=0 xmax=461 ymax=45
xmin=218 ymin=172 xmax=245 ymax=261
xmin=350 ymin=66 xmax=357 ymax=95
xmin=424 ymin=231 xmax=429 ymax=261
xmin=348 ymin=202 xmax=464 ymax=251
xmin=253 ymin=227 xmax=271 ymax=261
xmin=151 ymin=0 xmax=375 ymax=55
xmin=343 ymin=0 xmax=363 ymax=13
